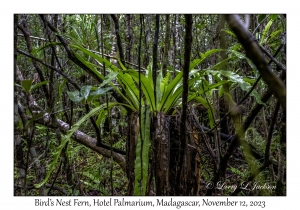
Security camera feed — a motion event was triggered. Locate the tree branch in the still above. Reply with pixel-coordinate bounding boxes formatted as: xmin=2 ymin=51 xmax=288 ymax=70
xmin=110 ymin=14 xmax=125 ymax=67
xmin=225 ymin=15 xmax=286 ymax=110
xmin=206 ymin=70 xmax=285 ymax=195
xmin=39 ymin=14 xmax=125 ymax=104
xmin=36 ymin=115 xmax=126 ymax=171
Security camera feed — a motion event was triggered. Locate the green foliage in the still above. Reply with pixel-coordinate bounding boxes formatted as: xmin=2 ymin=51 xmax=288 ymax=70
xmin=134 ymin=105 xmax=151 ymax=195
xmin=270 ymin=14 xmax=278 ymax=21
xmin=31 ymin=42 xmax=62 ymax=55
xmin=195 ymin=21 xmax=206 ymax=30
xmin=204 ymin=69 xmax=265 ymax=105
xmin=24 ymin=111 xmax=46 ymax=129
xmin=20 ymin=79 xmax=49 ymax=94
xmin=21 ymin=79 xmax=33 ymax=94
xmin=34 ymin=103 xmax=117 ymax=188
xmin=67 ymin=85 xmax=113 ymax=104
xmin=70 ymin=45 xmax=216 ymax=113
xmin=245 ymin=127 xmax=266 ymax=154
xmin=190 ymin=49 xmax=222 ymax=70
xmin=229 ymin=167 xmax=249 ymax=180
xmin=222 ymin=29 xmax=236 ymax=38
xmin=260 ymin=19 xmax=274 ymax=45
xmin=125 ymin=70 xmax=155 ymax=111
xmin=258 ymin=14 xmax=267 ymax=23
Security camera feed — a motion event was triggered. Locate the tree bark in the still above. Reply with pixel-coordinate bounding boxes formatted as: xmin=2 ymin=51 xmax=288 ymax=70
xmin=176 ymin=14 xmax=193 ymax=195
xmin=162 ymin=14 xmax=170 ymax=77
xmin=152 ymin=14 xmax=160 ymax=105
xmin=125 ymin=14 xmax=133 ymax=63
xmin=111 ymin=14 xmax=126 ymax=67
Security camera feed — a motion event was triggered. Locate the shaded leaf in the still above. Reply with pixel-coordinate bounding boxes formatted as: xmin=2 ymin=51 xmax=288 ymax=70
xmin=258 ymin=14 xmax=267 ymax=23
xmin=80 ymin=85 xmax=92 ymax=100
xmin=88 ymin=87 xmax=114 ymax=103
xmin=25 ymin=111 xmax=46 ymax=129
xmin=99 ymin=71 xmax=118 ymax=88
xmin=67 ymin=91 xmax=83 ymax=103
xmin=30 ymin=80 xmax=49 ymax=92
xmin=190 ymin=49 xmax=222 ymax=70
xmin=21 ymin=80 xmax=33 ymax=94
xmin=35 ymin=103 xmax=119 ymax=188
xmin=31 ymin=42 xmax=62 ymax=55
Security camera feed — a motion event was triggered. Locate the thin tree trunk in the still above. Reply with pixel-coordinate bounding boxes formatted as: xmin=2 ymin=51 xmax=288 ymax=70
xmin=207 ymin=70 xmax=286 ymax=195
xmin=176 ymin=14 xmax=193 ymax=195
xmin=144 ymin=15 xmax=151 ymax=67
xmin=14 ymin=14 xmax=26 ymax=196
xmin=110 ymin=14 xmax=125 ymax=67
xmin=125 ymin=14 xmax=133 ymax=63
xmin=152 ymin=15 xmax=160 ymax=105
xmin=162 ymin=14 xmax=170 ymax=77
xmin=276 ymin=106 xmax=286 ymax=195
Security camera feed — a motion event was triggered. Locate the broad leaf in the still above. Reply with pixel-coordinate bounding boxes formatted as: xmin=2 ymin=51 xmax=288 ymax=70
xmin=21 ymin=80 xmax=33 ymax=94
xmin=88 ymin=87 xmax=114 ymax=102
xmin=67 ymin=91 xmax=84 ymax=103
xmin=164 ymin=76 xmax=198 ymax=113
xmin=229 ymin=50 xmax=257 ymax=71
xmin=25 ymin=111 xmax=46 ymax=129
xmin=58 ymin=79 xmax=67 ymax=101
xmin=205 ymin=70 xmax=265 ymax=105
xmin=222 ymin=29 xmax=236 ymax=38
xmin=99 ymin=71 xmax=118 ymax=88
xmin=80 ymin=85 xmax=92 ymax=100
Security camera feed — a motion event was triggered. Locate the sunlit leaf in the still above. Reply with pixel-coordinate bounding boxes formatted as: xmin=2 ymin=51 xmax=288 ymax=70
xmin=260 ymin=20 xmax=273 ymax=44
xmin=270 ymin=14 xmax=278 ymax=21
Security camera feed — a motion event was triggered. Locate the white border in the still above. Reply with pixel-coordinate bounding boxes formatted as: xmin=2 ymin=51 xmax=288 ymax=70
xmin=2 ymin=1 xmax=298 ymax=209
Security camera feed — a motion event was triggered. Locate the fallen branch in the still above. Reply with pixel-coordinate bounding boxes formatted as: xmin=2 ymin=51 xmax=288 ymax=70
xmin=35 ymin=114 xmax=126 ymax=171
